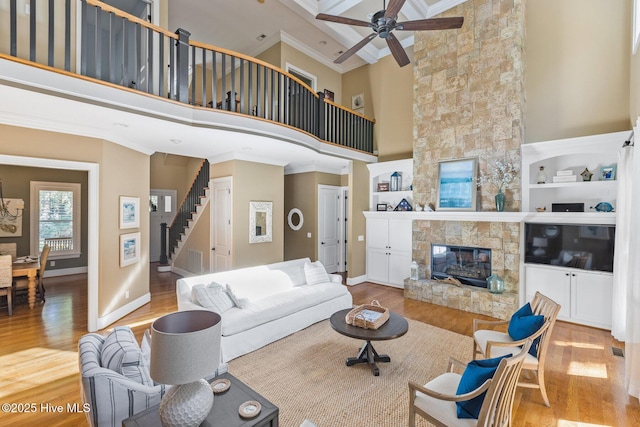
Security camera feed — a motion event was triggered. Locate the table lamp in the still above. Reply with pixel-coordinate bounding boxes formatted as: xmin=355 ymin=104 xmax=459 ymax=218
xmin=532 ymin=237 xmax=548 ymax=257
xmin=150 ymin=310 xmax=222 ymax=427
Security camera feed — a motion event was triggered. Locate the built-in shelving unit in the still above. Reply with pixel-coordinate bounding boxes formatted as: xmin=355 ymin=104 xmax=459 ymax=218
xmin=521 ymin=130 xmax=629 ymax=215
xmin=367 ymin=159 xmax=413 ymax=211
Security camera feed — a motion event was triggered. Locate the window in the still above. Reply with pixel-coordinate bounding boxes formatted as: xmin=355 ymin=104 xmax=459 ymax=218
xmin=30 ymin=181 xmax=81 ymax=259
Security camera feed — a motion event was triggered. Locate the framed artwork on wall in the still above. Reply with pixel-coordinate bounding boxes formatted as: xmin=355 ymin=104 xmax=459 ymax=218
xmin=599 ymin=165 xmax=616 ymax=180
xmin=351 ymin=93 xmax=364 ymax=110
xmin=436 ymin=157 xmax=478 ymax=211
xmin=119 ymin=196 xmax=140 ymax=229
xmin=120 ymin=232 xmax=141 ymax=267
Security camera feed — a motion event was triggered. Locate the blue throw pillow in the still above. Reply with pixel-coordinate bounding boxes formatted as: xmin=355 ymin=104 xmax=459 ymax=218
xmin=456 ymin=355 xmax=508 ymax=419
xmin=508 ymin=302 xmax=544 ymax=357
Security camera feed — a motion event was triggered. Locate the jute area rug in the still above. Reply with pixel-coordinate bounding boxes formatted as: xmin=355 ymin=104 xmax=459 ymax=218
xmin=228 ymin=318 xmax=473 ymax=427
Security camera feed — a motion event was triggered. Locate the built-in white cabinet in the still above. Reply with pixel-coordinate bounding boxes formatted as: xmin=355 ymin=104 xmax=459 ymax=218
xmin=367 ymin=159 xmax=413 ymax=211
xmin=521 ymin=130 xmax=628 ymax=216
xmin=525 ymin=264 xmax=612 ymax=329
xmin=365 ymin=215 xmax=412 ymax=288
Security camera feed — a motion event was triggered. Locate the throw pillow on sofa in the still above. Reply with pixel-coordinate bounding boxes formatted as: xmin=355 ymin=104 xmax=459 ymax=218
xmin=226 ymin=284 xmax=249 ymax=308
xmin=192 ymin=282 xmax=236 ymax=313
xmin=304 ymin=261 xmax=330 ymax=285
xmin=100 ymin=326 xmax=153 ymax=386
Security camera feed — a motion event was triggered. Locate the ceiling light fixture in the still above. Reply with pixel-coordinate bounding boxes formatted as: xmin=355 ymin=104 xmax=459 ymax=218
xmin=256 ymin=34 xmax=266 ymax=41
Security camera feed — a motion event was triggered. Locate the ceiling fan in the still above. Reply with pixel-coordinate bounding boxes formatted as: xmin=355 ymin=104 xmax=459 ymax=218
xmin=316 ymin=0 xmax=463 ymax=67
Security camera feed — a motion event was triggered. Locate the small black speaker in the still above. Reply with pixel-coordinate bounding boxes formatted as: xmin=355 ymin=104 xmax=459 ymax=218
xmin=551 ymin=203 xmax=584 ymax=212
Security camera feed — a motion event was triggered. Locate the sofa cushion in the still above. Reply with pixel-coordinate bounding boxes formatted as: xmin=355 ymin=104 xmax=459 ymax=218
xmin=100 ymin=326 xmax=153 ymax=386
xmin=192 ymin=283 xmax=235 ymax=313
xmin=221 ymin=283 xmax=347 ymax=336
xmin=278 ymin=265 xmax=307 ymax=286
xmin=304 ymin=261 xmax=330 ymax=285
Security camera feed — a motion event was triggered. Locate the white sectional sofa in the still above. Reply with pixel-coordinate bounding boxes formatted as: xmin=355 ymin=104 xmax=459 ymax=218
xmin=176 ymin=257 xmax=353 ymax=362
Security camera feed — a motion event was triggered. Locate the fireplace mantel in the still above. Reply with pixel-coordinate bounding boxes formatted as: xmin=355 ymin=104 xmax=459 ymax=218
xmin=362 ymin=211 xmax=615 ymax=225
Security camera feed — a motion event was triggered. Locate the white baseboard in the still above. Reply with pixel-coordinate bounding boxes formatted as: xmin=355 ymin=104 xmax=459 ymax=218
xmin=346 ymin=274 xmax=367 ymax=286
xmin=171 ymin=265 xmax=193 ymax=278
xmin=44 ymin=266 xmax=88 ymax=278
xmin=96 ymin=293 xmax=151 ymax=331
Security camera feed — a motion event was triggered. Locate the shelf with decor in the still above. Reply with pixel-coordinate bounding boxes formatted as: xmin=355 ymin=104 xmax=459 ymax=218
xmin=367 ymin=159 xmax=413 ymax=211
xmin=521 ymin=130 xmax=629 ymax=216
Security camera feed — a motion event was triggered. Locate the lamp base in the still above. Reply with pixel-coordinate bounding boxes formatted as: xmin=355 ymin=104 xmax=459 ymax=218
xmin=159 ymin=379 xmax=213 ymax=427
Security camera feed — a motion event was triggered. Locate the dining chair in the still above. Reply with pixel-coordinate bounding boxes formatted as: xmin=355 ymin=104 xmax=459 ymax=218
xmin=408 ymin=341 xmax=531 ymax=427
xmin=13 ymin=244 xmax=50 ymax=303
xmin=0 ymin=254 xmax=13 ymax=316
xmin=472 ymin=292 xmax=561 ymax=407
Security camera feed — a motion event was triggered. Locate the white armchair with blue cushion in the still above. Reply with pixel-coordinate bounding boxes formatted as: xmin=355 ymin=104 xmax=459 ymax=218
xmin=78 ymin=326 xmax=169 ymax=427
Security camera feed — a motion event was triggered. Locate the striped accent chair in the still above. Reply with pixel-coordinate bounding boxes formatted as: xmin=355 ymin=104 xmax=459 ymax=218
xmin=78 ymin=327 xmax=168 ymax=427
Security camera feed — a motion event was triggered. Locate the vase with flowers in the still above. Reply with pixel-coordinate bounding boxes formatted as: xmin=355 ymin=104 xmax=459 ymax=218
xmin=478 ymin=159 xmax=518 ymax=212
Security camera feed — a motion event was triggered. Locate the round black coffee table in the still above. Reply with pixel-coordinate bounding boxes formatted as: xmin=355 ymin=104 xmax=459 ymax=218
xmin=330 ymin=308 xmax=409 ymax=376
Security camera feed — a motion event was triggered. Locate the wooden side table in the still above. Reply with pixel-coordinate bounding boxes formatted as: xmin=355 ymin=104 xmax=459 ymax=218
xmin=123 ymin=372 xmax=278 ymax=427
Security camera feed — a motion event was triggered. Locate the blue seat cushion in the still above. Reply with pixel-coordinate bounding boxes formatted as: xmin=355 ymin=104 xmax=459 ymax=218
xmin=456 ymin=355 xmax=508 ymax=419
xmin=508 ymin=302 xmax=544 ymax=356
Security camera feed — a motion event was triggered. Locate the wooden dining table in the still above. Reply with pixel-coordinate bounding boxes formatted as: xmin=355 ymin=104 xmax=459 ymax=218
xmin=12 ymin=258 xmax=40 ymax=309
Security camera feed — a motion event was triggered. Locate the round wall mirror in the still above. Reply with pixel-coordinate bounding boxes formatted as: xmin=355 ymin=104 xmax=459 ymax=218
xmin=287 ymin=208 xmax=304 ymax=231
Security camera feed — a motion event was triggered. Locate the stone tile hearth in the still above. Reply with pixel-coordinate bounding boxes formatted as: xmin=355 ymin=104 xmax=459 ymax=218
xmin=404 ymin=278 xmax=517 ymax=320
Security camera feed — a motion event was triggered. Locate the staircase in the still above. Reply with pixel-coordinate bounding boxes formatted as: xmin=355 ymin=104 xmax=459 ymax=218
xmin=168 ymin=160 xmax=210 ymax=261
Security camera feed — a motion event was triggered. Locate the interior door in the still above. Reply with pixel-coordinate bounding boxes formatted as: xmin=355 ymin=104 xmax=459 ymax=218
xmin=149 ymin=189 xmax=176 ymax=262
xmin=318 ymin=185 xmax=340 ymax=273
xmin=211 ymin=177 xmax=232 ymax=273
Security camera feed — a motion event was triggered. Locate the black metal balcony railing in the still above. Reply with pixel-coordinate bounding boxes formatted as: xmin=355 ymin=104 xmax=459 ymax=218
xmin=0 ymin=0 xmax=375 ymax=154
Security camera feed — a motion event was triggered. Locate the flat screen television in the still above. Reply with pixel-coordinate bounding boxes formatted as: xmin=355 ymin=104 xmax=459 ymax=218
xmin=524 ymin=223 xmax=615 ymax=273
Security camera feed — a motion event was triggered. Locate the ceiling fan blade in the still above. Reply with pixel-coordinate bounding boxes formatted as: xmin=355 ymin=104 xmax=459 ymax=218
xmin=384 ymin=0 xmax=407 ymax=20
xmin=334 ymin=33 xmax=377 ymax=64
xmin=386 ymin=33 xmax=410 ymax=67
xmin=316 ymin=13 xmax=371 ymax=28
xmin=396 ymin=17 xmax=464 ymax=31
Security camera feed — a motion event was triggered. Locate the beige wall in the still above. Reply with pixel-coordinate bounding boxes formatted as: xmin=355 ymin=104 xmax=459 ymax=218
xmin=0 ymin=124 xmax=149 ymax=318
xmin=280 ymin=43 xmax=343 ymax=103
xmin=525 ymin=0 xmax=632 ymax=142
xmin=150 ymin=153 xmax=203 ymax=206
xmin=342 ymin=48 xmax=414 ymax=161
xmin=348 ymin=160 xmax=368 ymax=279
xmin=283 ymin=172 xmax=342 ymax=261
xmin=212 ymin=160 xmax=284 ymax=268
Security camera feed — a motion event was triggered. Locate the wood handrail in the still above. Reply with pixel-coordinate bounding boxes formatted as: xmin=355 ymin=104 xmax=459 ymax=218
xmin=189 ymin=40 xmax=319 ymax=98
xmin=324 ymin=98 xmax=376 ymax=124
xmin=85 ymin=0 xmax=178 ymax=40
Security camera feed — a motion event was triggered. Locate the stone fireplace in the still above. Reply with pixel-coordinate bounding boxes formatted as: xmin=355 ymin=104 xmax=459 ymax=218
xmin=404 ymin=0 xmax=525 ymax=319
xmin=431 ymin=244 xmax=492 ymax=288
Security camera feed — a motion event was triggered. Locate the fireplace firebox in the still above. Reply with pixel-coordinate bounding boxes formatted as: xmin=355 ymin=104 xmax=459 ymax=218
xmin=430 ymin=244 xmax=492 ymax=288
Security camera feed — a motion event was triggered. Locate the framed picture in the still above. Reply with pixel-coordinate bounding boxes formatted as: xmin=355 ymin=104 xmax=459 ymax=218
xmin=436 ymin=157 xmax=478 ymax=211
xmin=376 ymin=203 xmax=388 ymax=211
xmin=599 ymin=165 xmax=616 ymax=181
xmin=323 ymin=89 xmax=334 ymax=102
xmin=120 ymin=232 xmax=140 ymax=267
xmin=119 ymin=196 xmax=140 ymax=229
xmin=351 ymin=93 xmax=364 ymax=110
xmin=377 ymin=182 xmax=390 ymax=192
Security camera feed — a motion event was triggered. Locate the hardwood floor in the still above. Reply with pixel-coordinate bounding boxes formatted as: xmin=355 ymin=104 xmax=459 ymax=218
xmin=0 ymin=266 xmax=638 ymax=426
